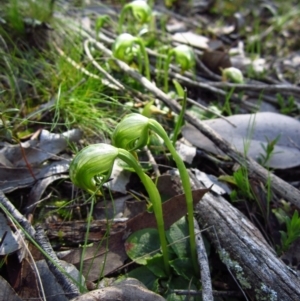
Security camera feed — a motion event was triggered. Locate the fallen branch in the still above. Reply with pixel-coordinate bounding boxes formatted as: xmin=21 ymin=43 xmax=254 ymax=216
xmin=194 ymin=219 xmax=213 ymax=301
xmin=190 ymin=176 xmax=300 ymax=301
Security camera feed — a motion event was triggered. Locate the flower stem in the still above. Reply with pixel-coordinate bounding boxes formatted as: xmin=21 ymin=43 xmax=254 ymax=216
xmin=149 ymin=120 xmax=198 ymax=273
xmin=118 ymin=7 xmax=128 ymax=33
xmin=118 ymin=149 xmax=170 ymax=275
xmin=164 ymin=52 xmax=172 ymax=93
xmin=136 ymin=40 xmax=151 ymax=80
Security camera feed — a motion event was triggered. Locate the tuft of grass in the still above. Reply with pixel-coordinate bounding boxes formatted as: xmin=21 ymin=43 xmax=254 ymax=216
xmin=0 ymin=0 xmax=132 ymax=140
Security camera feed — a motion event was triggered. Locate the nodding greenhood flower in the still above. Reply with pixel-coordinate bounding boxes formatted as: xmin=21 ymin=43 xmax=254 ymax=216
xmin=164 ymin=44 xmax=195 ymax=92
xmin=112 ymin=113 xmax=199 ymax=272
xmin=113 ymin=33 xmax=151 ymax=80
xmin=69 ymin=144 xmax=118 ymax=195
xmin=112 ymin=113 xmax=150 ymax=151
xmin=69 ymin=143 xmax=170 ymax=274
xmin=222 ymin=67 xmax=244 ymax=84
xmin=119 ymin=0 xmax=152 ymax=33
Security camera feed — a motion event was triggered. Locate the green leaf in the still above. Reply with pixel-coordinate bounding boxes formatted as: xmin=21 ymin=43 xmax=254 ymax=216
xmin=127 ymin=266 xmax=158 ymax=290
xmin=169 ymin=258 xmax=195 ymax=280
xmin=142 ymin=100 xmax=155 ymax=118
xmin=172 ymin=80 xmax=185 ymax=98
xmin=166 ymin=217 xmax=190 ymax=258
xmin=146 ymin=253 xmax=168 ymax=278
xmin=125 ymin=228 xmax=161 ymax=265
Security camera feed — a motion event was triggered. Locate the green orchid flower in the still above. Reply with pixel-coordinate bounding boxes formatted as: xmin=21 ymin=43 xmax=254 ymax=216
xmin=164 ymin=44 xmax=195 ymax=92
xmin=113 ymin=33 xmax=151 ymax=80
xmin=112 ymin=113 xmax=198 ymax=272
xmin=69 ymin=143 xmax=170 ymax=274
xmin=119 ymin=0 xmax=152 ymax=33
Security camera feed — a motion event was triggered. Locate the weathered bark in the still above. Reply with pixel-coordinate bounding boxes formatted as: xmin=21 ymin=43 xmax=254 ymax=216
xmin=192 ymin=179 xmax=300 ymax=301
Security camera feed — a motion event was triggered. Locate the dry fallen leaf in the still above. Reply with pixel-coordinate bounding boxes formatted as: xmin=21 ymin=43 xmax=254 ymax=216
xmin=0 ymin=129 xmax=82 ymax=193
xmin=182 ymin=112 xmax=300 ymax=169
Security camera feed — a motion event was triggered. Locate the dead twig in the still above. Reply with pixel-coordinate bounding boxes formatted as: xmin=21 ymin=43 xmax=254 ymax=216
xmin=143 ymin=146 xmax=161 ymax=177
xmin=0 ymin=190 xmax=80 ymax=300
xmin=194 ymin=219 xmax=213 ymax=301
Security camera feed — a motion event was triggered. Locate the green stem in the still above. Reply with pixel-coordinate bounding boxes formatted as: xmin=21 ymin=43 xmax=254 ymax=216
xmin=136 ymin=40 xmax=151 ymax=81
xmin=118 ymin=6 xmax=129 ymax=33
xmin=118 ymin=149 xmax=170 ymax=275
xmin=149 ymin=120 xmax=198 ymax=273
xmin=172 ymin=89 xmax=187 ymax=146
xmin=163 ymin=52 xmax=172 ymax=93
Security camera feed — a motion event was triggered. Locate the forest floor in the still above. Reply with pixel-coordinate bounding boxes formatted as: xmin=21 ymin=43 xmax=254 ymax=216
xmin=0 ymin=0 xmax=300 ymax=300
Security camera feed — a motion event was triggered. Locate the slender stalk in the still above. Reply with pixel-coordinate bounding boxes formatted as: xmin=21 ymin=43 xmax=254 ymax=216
xmin=118 ymin=149 xmax=170 ymax=275
xmin=118 ymin=7 xmax=128 ymax=33
xmin=148 ymin=120 xmax=198 ymax=273
xmin=172 ymin=89 xmax=187 ymax=146
xmin=164 ymin=53 xmax=172 ymax=93
xmin=136 ymin=40 xmax=151 ymax=80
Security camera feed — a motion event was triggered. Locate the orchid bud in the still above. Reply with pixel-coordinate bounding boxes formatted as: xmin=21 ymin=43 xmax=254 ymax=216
xmin=222 ymin=67 xmax=244 ymax=83
xmin=69 ymin=144 xmax=119 ymax=194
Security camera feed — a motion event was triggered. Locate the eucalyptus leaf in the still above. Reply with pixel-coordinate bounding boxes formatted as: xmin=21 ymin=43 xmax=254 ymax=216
xmin=182 ymin=112 xmax=300 ymax=169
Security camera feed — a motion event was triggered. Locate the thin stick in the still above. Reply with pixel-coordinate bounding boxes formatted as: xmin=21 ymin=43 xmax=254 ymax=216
xmin=83 ymin=39 xmax=125 ymax=90
xmin=194 ymin=218 xmax=213 ymax=301
xmin=143 ymin=146 xmax=161 ymax=177
xmin=0 ymin=191 xmax=80 ymax=299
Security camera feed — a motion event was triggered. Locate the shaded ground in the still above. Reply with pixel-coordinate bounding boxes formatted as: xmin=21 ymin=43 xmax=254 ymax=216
xmin=0 ymin=0 xmax=300 ymax=300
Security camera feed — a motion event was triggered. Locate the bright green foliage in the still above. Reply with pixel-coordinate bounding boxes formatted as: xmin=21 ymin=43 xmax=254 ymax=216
xmin=258 ymin=135 xmax=281 ymax=167
xmin=112 ymin=33 xmax=151 ymax=80
xmin=126 ymin=217 xmax=201 ymax=299
xmin=125 ymin=228 xmax=162 ymax=265
xmin=220 ymin=168 xmax=254 ymax=201
xmin=95 ymin=15 xmax=110 ymax=36
xmin=280 ymin=210 xmax=300 ymax=252
xmin=0 ymin=108 xmax=19 ymax=141
xmin=277 ymin=94 xmax=298 ymax=115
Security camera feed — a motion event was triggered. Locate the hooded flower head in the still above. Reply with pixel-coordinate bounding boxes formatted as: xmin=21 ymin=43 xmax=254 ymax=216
xmin=69 ymin=144 xmax=118 ymax=194
xmin=112 ymin=113 xmax=150 ymax=151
